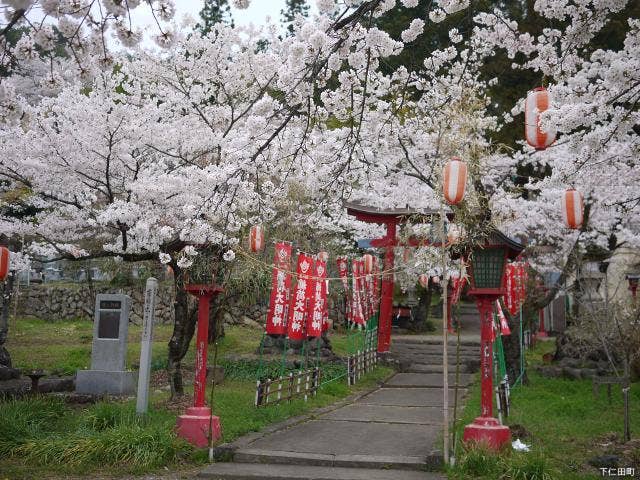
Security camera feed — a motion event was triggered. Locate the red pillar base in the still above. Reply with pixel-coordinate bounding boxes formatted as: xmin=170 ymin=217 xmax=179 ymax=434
xmin=176 ymin=406 xmax=221 ymax=448
xmin=463 ymin=417 xmax=511 ymax=450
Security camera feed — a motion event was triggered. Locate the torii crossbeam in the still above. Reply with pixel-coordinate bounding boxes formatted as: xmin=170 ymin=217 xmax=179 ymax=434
xmin=345 ymin=202 xmax=453 ymax=352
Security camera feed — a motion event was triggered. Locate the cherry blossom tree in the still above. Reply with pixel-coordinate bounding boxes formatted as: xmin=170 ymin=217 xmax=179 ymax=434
xmin=1 ymin=0 xmax=638 ymax=394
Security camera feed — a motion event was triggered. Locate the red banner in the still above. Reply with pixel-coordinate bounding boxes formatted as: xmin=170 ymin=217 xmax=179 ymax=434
xmin=287 ymin=253 xmax=314 ymax=340
xmin=450 ymin=275 xmax=466 ymax=305
xmin=308 ymin=258 xmax=327 ymax=337
xmin=337 ymin=256 xmax=351 ymax=323
xmin=504 ymin=263 xmax=517 ymax=316
xmin=265 ymin=242 xmax=292 ymax=335
xmin=358 ymin=259 xmax=370 ymax=322
xmin=373 ymin=257 xmax=381 ymax=313
xmin=351 ymin=258 xmax=365 ymax=326
xmin=495 ymin=299 xmax=511 ymax=336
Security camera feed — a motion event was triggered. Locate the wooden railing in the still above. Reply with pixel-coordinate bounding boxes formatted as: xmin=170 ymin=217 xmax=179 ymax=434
xmin=255 ymin=367 xmax=321 ymax=407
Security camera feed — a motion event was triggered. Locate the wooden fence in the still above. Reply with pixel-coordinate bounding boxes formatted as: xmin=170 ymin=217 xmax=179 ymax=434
xmin=255 ymin=367 xmax=321 ymax=407
xmin=347 ymin=341 xmax=377 ymax=386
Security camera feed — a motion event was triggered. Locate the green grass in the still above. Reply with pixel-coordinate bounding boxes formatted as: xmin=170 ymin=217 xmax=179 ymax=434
xmin=7 ymin=317 xmax=346 ymax=374
xmin=7 ymin=317 xmax=266 ymax=374
xmin=2 ymin=316 xmax=390 ymax=478
xmin=0 ymin=366 xmax=392 ymax=478
xmin=449 ymin=341 xmax=640 ymax=479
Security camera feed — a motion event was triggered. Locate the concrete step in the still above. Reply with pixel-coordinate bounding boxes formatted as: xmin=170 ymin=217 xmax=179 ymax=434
xmin=232 ymin=449 xmax=441 ymax=472
xmin=390 ymin=355 xmax=478 ymax=366
xmin=406 ymin=363 xmax=472 ymax=374
xmin=384 ymin=373 xmax=474 ymax=389
xmin=199 ymin=462 xmax=446 ymax=479
xmin=391 ymin=343 xmax=480 ymax=354
xmin=359 ymin=387 xmax=468 ymax=407
xmin=392 ymin=337 xmax=480 ymax=347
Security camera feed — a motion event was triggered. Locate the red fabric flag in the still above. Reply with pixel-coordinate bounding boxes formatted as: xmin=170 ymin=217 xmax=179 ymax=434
xmin=496 ymin=299 xmax=511 ymax=336
xmin=265 ymin=242 xmax=292 ymax=335
xmin=337 ymin=256 xmax=351 ymax=323
xmin=504 ymin=263 xmax=517 ymax=316
xmin=450 ymin=275 xmax=466 ymax=305
xmin=308 ymin=258 xmax=326 ymax=337
xmin=351 ymin=258 xmax=365 ymax=326
xmin=287 ymin=253 xmax=314 ymax=340
xmin=376 ymin=259 xmax=380 ymax=307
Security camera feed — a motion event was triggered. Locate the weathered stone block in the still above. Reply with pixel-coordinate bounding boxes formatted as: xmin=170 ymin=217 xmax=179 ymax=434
xmin=76 ymin=369 xmax=136 ymax=396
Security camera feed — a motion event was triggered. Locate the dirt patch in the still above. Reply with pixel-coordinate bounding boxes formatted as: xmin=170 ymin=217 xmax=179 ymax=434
xmin=586 ymin=432 xmax=640 ymax=473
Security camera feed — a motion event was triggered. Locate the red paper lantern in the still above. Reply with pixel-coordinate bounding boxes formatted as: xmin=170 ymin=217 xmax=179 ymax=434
xmin=443 ymin=157 xmax=467 ymax=205
xmin=0 ymin=246 xmax=9 ymax=281
xmin=418 ymin=274 xmax=429 ymax=288
xmin=561 ymin=189 xmax=584 ymax=229
xmin=249 ymin=225 xmax=264 ymax=252
xmin=525 ymin=87 xmax=556 ymax=150
xmin=363 ymin=254 xmax=374 ymax=274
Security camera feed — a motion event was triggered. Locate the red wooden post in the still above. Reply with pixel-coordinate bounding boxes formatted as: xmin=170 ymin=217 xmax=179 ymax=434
xmin=193 ymin=293 xmax=212 ymax=407
xmin=176 ymin=286 xmax=223 ymax=448
xmin=463 ymin=295 xmax=510 ymax=448
xmin=378 ymin=227 xmax=395 ymax=353
xmin=537 ymin=307 xmax=548 ymax=338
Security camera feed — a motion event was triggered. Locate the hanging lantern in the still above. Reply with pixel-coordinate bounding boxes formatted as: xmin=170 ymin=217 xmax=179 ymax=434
xmin=0 ymin=246 xmax=9 ymax=281
xmin=249 ymin=225 xmax=264 ymax=252
xmin=418 ymin=274 xmax=429 ymax=288
xmin=443 ymin=157 xmax=467 ymax=205
xmin=363 ymin=253 xmax=374 ymax=274
xmin=525 ymin=87 xmax=556 ymax=150
xmin=561 ymin=189 xmax=584 ymax=229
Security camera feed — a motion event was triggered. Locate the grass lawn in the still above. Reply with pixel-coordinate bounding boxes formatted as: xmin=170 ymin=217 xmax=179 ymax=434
xmin=1 ymin=317 xmax=390 ymax=479
xmin=6 ymin=317 xmax=266 ymax=374
xmin=449 ymin=340 xmax=640 ymax=479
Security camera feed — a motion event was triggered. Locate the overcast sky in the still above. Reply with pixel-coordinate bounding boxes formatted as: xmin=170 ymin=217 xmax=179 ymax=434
xmin=130 ymin=1 xmax=308 ymax=47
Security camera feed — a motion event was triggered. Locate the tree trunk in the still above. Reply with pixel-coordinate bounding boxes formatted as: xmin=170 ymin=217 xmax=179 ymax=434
xmin=413 ymin=286 xmax=433 ymax=332
xmin=500 ymin=299 xmax=528 ymax=386
xmin=208 ymin=294 xmax=226 ymax=343
xmin=167 ymin=261 xmax=198 ymax=398
xmin=0 ymin=273 xmax=15 ymax=368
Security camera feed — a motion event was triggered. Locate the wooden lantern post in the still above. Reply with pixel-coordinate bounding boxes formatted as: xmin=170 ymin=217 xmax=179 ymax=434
xmin=175 ymin=248 xmax=224 ymax=448
xmin=463 ymin=230 xmax=523 ymax=450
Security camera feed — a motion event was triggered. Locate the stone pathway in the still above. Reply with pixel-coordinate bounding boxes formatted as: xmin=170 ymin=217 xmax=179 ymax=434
xmin=200 ymin=335 xmax=479 ymax=480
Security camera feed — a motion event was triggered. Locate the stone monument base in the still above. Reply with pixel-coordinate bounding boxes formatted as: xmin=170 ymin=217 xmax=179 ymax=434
xmin=76 ymin=370 xmax=136 ymax=396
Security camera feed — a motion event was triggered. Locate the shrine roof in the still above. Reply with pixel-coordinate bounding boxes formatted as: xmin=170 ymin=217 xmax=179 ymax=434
xmin=344 ymin=201 xmax=450 ymax=223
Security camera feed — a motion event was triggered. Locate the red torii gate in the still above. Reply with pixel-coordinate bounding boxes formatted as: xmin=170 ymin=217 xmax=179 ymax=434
xmin=345 ymin=202 xmax=452 ymax=353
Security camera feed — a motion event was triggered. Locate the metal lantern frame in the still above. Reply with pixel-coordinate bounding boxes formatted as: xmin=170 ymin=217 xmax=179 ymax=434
xmin=183 ymin=247 xmax=225 ymax=295
xmin=467 ymin=231 xmax=524 ymax=297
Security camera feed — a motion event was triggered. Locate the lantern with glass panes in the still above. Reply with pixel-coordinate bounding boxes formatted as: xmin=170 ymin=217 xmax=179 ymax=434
xmin=176 ymin=245 xmax=224 ymax=448
xmin=467 ymin=231 xmax=523 ymax=297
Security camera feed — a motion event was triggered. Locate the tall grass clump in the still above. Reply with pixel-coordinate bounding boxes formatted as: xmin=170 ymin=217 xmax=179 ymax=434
xmin=0 ymin=396 xmax=191 ymax=473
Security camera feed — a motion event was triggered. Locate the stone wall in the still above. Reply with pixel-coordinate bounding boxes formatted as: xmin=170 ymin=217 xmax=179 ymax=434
xmin=15 ymin=283 xmax=176 ymax=324
xmin=14 ymin=282 xmax=272 ymax=327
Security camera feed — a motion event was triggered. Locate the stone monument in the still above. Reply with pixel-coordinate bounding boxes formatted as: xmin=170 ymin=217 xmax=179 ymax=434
xmin=76 ymin=294 xmax=136 ymax=395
